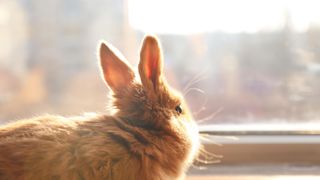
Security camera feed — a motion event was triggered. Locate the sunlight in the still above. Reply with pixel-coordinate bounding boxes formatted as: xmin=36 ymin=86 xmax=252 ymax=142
xmin=272 ymin=176 xmax=320 ymax=180
xmin=128 ymin=0 xmax=320 ymax=34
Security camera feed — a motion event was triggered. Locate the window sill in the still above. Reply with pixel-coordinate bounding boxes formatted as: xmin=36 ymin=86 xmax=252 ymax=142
xmin=199 ymin=132 xmax=320 ymax=165
xmin=188 ymin=129 xmax=320 ymax=176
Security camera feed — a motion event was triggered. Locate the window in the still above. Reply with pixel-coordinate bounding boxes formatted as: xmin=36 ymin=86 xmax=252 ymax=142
xmin=1 ymin=0 xmax=320 ymax=179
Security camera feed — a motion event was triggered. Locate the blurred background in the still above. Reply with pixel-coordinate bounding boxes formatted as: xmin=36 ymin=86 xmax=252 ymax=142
xmin=1 ymin=0 xmax=320 ymax=126
xmin=1 ymin=0 xmax=320 ymax=178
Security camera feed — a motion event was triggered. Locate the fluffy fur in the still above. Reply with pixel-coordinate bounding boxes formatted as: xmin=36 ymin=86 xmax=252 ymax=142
xmin=0 ymin=36 xmax=200 ymax=180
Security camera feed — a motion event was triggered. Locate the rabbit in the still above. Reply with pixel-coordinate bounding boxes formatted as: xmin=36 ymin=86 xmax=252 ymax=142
xmin=0 ymin=35 xmax=200 ymax=180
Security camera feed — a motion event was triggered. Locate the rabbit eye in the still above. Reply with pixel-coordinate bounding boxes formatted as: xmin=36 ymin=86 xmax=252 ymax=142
xmin=175 ymin=105 xmax=183 ymax=114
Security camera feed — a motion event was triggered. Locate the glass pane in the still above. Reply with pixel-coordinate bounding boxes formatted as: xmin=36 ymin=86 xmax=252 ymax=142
xmin=1 ymin=0 xmax=320 ymax=130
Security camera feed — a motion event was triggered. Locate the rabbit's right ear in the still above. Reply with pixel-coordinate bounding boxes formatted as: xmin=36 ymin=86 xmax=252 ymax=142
xmin=99 ymin=41 xmax=135 ymax=92
xmin=139 ymin=35 xmax=164 ymax=97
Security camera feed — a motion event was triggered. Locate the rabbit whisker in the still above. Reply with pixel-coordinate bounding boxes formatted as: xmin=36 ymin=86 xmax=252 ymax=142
xmin=199 ymin=135 xmax=222 ymax=146
xmin=197 ymin=107 xmax=223 ymax=124
xmin=190 ymin=163 xmax=208 ymax=170
xmin=199 ymin=147 xmax=223 ymax=159
xmin=194 ymin=157 xmax=221 ymax=164
xmin=183 ymin=88 xmax=205 ymax=97
xmin=182 ymin=68 xmax=208 ymax=94
xmin=192 ymin=95 xmax=208 ymax=116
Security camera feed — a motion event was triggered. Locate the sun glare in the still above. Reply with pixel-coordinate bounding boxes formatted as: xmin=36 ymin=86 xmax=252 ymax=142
xmin=128 ymin=0 xmax=320 ymax=34
xmin=271 ymin=176 xmax=320 ymax=180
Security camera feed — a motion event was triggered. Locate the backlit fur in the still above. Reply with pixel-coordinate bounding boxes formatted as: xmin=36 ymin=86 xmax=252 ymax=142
xmin=0 ymin=35 xmax=200 ymax=180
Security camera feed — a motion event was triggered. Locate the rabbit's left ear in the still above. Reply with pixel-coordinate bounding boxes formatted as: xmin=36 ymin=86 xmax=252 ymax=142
xmin=139 ymin=35 xmax=164 ymax=95
xmin=99 ymin=41 xmax=135 ymax=92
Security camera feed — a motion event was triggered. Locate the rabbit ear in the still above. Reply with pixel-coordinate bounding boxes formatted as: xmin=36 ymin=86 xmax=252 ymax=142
xmin=99 ymin=41 xmax=135 ymax=92
xmin=139 ymin=35 xmax=164 ymax=95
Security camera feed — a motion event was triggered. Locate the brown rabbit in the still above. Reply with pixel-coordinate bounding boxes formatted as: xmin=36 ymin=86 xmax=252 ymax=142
xmin=0 ymin=35 xmax=200 ymax=180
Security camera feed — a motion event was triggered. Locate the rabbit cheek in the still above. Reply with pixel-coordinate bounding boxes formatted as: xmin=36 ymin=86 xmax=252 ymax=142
xmin=176 ymin=117 xmax=201 ymax=165
xmin=185 ymin=120 xmax=201 ymax=164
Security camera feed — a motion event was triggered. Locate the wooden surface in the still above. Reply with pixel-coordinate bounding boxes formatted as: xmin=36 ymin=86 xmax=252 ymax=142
xmin=186 ymin=134 xmax=320 ymax=179
xmin=200 ymin=134 xmax=320 ymax=165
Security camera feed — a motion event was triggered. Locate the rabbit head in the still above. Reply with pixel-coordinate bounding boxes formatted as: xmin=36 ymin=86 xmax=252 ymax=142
xmin=99 ymin=35 xmax=200 ymax=167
